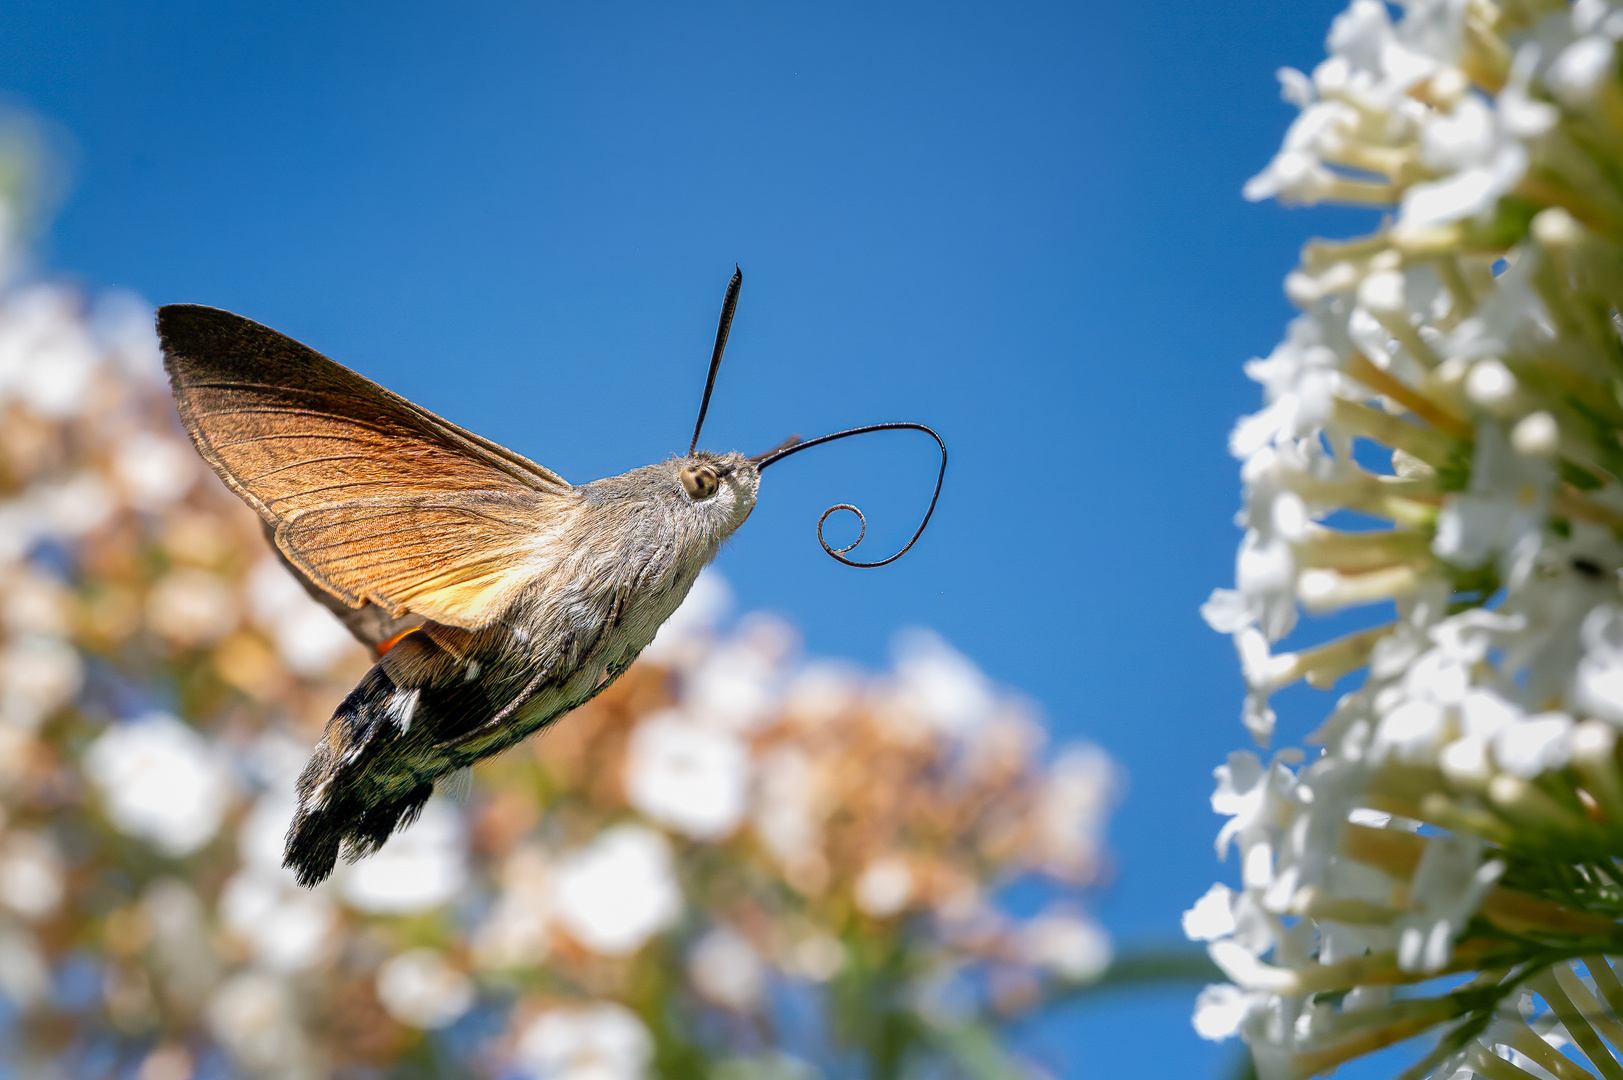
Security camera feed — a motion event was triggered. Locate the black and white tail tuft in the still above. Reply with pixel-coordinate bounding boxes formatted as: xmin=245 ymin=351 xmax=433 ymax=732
xmin=282 ymin=666 xmax=434 ymax=887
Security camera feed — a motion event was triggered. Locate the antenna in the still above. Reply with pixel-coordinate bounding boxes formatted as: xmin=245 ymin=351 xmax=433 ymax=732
xmin=688 ymin=266 xmax=742 ymax=455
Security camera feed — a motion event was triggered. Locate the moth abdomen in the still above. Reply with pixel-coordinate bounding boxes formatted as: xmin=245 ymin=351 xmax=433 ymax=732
xmin=283 ymin=661 xmax=439 ymax=886
xmin=282 ymin=622 xmax=537 ymax=885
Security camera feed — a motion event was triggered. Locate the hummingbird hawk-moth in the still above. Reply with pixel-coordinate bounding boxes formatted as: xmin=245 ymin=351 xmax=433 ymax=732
xmin=157 ymin=270 xmax=944 ymax=886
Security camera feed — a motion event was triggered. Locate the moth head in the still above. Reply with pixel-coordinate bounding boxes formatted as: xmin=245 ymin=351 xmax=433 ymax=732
xmin=673 ymin=450 xmax=759 ymax=528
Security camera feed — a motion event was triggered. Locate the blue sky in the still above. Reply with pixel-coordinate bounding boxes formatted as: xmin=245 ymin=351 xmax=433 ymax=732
xmin=0 ymin=1 xmax=1384 ymax=1075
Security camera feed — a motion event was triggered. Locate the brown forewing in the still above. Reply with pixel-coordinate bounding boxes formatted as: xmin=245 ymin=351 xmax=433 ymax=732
xmin=158 ymin=304 xmax=578 ymax=630
xmin=260 ymin=521 xmax=422 ymax=650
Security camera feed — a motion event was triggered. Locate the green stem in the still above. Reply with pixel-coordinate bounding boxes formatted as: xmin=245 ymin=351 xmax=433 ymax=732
xmin=1040 ymin=944 xmax=1225 ymax=1006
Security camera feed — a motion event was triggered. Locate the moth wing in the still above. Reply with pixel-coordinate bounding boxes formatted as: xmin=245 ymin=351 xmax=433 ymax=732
xmin=260 ymin=521 xmax=423 ymax=650
xmin=159 ymin=304 xmax=576 ymax=630
xmin=272 ymin=492 xmax=566 ymax=628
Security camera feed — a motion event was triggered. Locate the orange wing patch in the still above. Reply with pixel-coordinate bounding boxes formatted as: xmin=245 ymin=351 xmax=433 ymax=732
xmin=374 ymin=625 xmax=421 ymax=657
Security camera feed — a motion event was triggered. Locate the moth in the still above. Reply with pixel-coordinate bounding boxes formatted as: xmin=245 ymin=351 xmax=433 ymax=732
xmin=158 ymin=270 xmax=944 ymax=886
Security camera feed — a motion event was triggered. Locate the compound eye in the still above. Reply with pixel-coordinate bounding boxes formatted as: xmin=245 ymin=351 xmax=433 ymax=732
xmin=680 ymin=466 xmax=718 ymax=500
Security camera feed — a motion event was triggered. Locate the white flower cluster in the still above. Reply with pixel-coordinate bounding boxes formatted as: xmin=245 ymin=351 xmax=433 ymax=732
xmin=1198 ymin=2 xmax=1623 ymax=1078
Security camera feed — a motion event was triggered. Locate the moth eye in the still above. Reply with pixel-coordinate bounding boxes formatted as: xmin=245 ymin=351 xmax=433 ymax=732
xmin=680 ymin=466 xmax=718 ymax=500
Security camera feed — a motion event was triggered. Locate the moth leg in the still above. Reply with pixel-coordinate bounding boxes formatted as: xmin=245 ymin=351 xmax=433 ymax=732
xmin=437 ymin=766 xmax=474 ymax=802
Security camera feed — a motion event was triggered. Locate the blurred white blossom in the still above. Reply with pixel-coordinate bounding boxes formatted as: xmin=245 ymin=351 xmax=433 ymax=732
xmin=682 ymin=614 xmax=793 ymax=730
xmin=219 ymin=870 xmax=336 ymax=973
xmin=551 ymin=824 xmax=681 ymax=956
xmin=515 ymin=1002 xmax=653 ymax=1080
xmin=115 ymin=430 xmax=196 ymax=509
xmin=625 ymin=711 xmax=749 ymax=840
xmin=0 ymin=285 xmax=98 ymax=416
xmin=751 ymin=744 xmax=823 ymax=870
xmin=0 ymin=635 xmax=81 ymax=730
xmin=688 ymin=927 xmax=765 ymax=1011
xmin=93 ymin=288 xmax=164 ymax=381
xmin=0 ymin=831 xmax=61 ymax=919
xmin=32 ymin=471 xmax=114 ymax=538
xmin=855 ymin=856 xmax=914 ymax=918
xmin=474 ymin=843 xmax=554 ymax=968
xmin=207 ymin=972 xmax=310 ymax=1078
xmin=780 ymin=931 xmax=845 ymax=982
xmin=0 ymin=928 xmax=48 ymax=1008
xmin=375 ymin=948 xmax=475 ymax=1029
xmin=1034 ymin=744 xmax=1117 ymax=877
xmin=891 ymin=628 xmax=996 ymax=734
xmin=2 ymin=572 xmax=70 ymax=634
xmin=145 ymin=568 xmax=238 ymax=647
xmin=1192 ymin=983 xmax=1252 ymax=1042
xmin=85 ymin=715 xmax=230 ymax=856
xmin=245 ymin=558 xmax=357 ymax=677
xmin=1020 ymin=909 xmax=1112 ymax=982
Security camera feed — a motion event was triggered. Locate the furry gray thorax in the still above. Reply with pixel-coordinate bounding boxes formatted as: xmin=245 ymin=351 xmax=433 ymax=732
xmin=282 ymin=452 xmax=759 ymax=885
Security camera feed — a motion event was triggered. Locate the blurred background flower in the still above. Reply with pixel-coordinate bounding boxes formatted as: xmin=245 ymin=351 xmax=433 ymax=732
xmin=0 ymin=135 xmax=1137 ymax=1079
